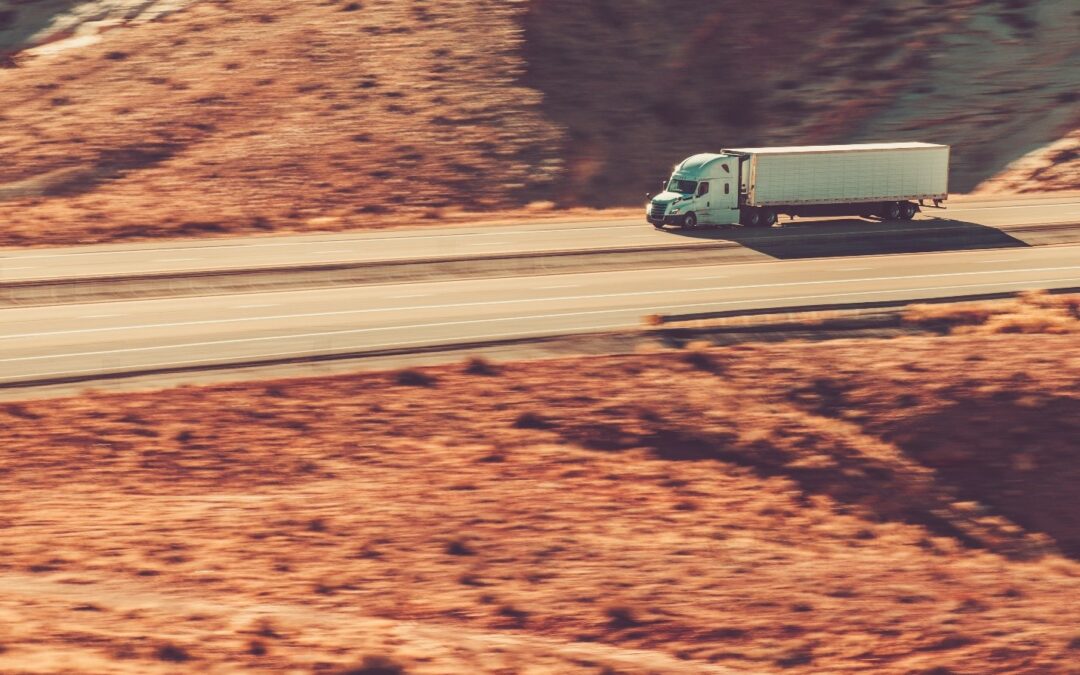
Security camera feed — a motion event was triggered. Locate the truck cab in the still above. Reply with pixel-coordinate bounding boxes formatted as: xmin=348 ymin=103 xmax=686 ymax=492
xmin=647 ymin=153 xmax=741 ymax=229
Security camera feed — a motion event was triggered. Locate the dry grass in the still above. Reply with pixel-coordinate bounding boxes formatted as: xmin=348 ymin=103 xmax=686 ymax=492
xmin=903 ymin=291 xmax=1080 ymax=334
xmin=0 ymin=329 xmax=1078 ymax=672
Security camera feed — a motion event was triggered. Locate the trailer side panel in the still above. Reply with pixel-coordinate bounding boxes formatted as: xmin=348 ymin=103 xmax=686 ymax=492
xmin=736 ymin=144 xmax=949 ymax=207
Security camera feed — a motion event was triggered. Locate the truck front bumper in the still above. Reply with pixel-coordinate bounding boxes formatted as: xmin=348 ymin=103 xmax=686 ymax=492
xmin=648 ymin=214 xmax=685 ymax=227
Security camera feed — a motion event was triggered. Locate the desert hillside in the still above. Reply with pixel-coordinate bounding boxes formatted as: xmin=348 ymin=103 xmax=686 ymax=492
xmin=1 ymin=295 xmax=1078 ymax=672
xmin=0 ymin=0 xmax=1076 ymax=246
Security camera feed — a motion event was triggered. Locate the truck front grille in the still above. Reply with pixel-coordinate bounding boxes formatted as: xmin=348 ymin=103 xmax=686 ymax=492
xmin=650 ymin=202 xmax=667 ymax=220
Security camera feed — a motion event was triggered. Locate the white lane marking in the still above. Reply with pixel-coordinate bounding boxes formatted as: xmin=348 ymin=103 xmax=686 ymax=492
xmin=838 ymin=267 xmax=872 ymax=271
xmin=81 ymin=314 xmax=123 ymax=319
xmin=536 ymin=283 xmax=579 ymax=289
xmin=236 ymin=304 xmax=278 ymax=309
xmin=4 ymin=276 xmax=1077 ymax=371
xmin=388 ymin=293 xmax=429 ymax=299
xmin=2 ymin=264 xmax=1077 ymax=341
xmin=2 ymin=266 xmax=37 ymax=271
xmin=1 ymin=225 xmax=651 ymax=260
xmin=313 ymin=250 xmax=352 ymax=255
xmin=979 ymin=258 xmax=1018 ymax=264
xmin=156 ymin=258 xmax=200 ymax=263
xmin=468 ymin=242 xmax=506 ymax=246
xmin=690 ymin=275 xmax=729 ymax=280
xmin=0 ymin=324 xmax=634 ymax=382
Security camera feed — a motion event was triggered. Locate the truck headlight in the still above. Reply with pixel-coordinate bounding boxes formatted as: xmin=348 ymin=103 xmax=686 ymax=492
xmin=671 ymin=208 xmax=680 ymax=215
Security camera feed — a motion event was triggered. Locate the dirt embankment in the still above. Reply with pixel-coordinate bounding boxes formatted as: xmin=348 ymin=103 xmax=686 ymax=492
xmin=974 ymin=128 xmax=1080 ymax=194
xmin=0 ymin=0 xmax=1076 ymax=247
xmin=1 ymin=304 xmax=1078 ymax=672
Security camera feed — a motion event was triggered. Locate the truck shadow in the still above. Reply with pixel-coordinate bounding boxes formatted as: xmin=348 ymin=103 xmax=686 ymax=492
xmin=663 ymin=217 xmax=1030 ymax=259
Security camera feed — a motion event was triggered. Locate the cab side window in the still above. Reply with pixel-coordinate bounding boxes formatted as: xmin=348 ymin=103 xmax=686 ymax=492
xmin=696 ymin=182 xmax=709 ymax=197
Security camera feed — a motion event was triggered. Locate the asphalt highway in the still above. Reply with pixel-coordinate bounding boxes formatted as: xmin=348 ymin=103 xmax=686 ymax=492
xmin=1 ymin=244 xmax=1077 ymax=387
xmin=2 ymin=194 xmax=1078 ymax=282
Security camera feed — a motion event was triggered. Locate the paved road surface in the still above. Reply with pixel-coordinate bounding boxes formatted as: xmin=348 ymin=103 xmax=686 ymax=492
xmin=2 ymin=195 xmax=1078 ymax=282
xmin=2 ymin=244 xmax=1077 ymax=387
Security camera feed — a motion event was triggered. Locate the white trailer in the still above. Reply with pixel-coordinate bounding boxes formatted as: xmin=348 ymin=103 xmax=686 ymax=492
xmin=647 ymin=142 xmax=949 ymax=228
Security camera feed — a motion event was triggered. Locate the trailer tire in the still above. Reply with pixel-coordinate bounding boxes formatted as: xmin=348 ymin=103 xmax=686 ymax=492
xmin=682 ymin=212 xmax=698 ymax=229
xmin=761 ymin=208 xmax=778 ymax=227
xmin=741 ymin=208 xmax=762 ymax=227
xmin=899 ymin=202 xmax=918 ymax=220
xmin=881 ymin=201 xmax=902 ymax=221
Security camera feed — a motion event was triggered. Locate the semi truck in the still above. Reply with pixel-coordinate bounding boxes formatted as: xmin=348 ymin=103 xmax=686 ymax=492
xmin=647 ymin=142 xmax=949 ymax=228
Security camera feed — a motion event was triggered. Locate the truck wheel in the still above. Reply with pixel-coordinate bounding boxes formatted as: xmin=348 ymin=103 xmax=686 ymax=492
xmin=761 ymin=209 xmax=778 ymax=227
xmin=741 ymin=208 xmax=762 ymax=227
xmin=881 ymin=202 xmax=902 ymax=221
xmin=899 ymin=202 xmax=918 ymax=220
xmin=682 ymin=212 xmax=698 ymax=229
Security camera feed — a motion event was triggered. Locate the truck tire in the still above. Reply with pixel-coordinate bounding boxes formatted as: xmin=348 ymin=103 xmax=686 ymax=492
xmin=761 ymin=208 xmax=778 ymax=227
xmin=899 ymin=202 xmax=918 ymax=220
xmin=741 ymin=208 xmax=762 ymax=227
xmin=881 ymin=201 xmax=902 ymax=221
xmin=682 ymin=212 xmax=698 ymax=229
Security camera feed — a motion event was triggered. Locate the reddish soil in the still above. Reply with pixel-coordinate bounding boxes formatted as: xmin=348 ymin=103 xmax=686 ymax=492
xmin=2 ymin=327 xmax=1078 ymax=673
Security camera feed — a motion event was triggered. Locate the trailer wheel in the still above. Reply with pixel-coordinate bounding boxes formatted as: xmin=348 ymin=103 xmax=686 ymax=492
xmin=761 ymin=208 xmax=778 ymax=227
xmin=682 ymin=212 xmax=698 ymax=229
xmin=899 ymin=202 xmax=918 ymax=220
xmin=881 ymin=201 xmax=902 ymax=221
xmin=740 ymin=208 xmax=762 ymax=227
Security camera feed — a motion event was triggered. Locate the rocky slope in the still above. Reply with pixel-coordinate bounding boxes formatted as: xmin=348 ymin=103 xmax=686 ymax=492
xmin=0 ymin=0 xmax=192 ymax=60
xmin=0 ymin=0 xmax=1075 ymax=246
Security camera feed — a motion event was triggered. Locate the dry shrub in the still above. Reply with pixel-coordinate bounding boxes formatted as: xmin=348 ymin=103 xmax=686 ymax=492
xmin=339 ymin=655 xmax=406 ymax=675
xmin=682 ymin=340 xmax=723 ymax=373
xmin=604 ymin=604 xmax=642 ymax=629
xmin=463 ymin=356 xmax=498 ymax=375
xmin=156 ymin=643 xmax=191 ymax=662
xmin=393 ymin=369 xmax=437 ymax=387
xmin=513 ymin=411 xmax=550 ymax=429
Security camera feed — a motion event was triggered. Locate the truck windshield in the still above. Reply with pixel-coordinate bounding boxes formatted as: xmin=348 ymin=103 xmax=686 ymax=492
xmin=667 ymin=179 xmax=697 ymax=195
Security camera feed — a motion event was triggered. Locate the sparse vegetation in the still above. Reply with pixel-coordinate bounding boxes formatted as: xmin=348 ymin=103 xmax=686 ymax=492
xmin=0 ymin=325 xmax=1077 ymax=671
